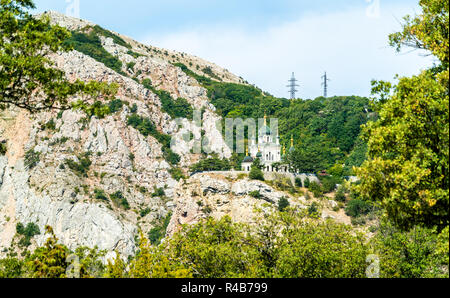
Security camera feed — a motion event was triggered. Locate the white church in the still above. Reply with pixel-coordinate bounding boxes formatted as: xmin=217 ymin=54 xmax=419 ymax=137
xmin=241 ymin=115 xmax=294 ymax=172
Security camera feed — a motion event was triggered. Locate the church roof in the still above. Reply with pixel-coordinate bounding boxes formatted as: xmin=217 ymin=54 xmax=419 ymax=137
xmin=243 ymin=156 xmax=254 ymax=163
xmin=259 ymin=125 xmax=271 ymax=135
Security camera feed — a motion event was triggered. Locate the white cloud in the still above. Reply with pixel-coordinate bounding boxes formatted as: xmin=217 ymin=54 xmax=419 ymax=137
xmin=140 ymin=4 xmax=435 ymax=99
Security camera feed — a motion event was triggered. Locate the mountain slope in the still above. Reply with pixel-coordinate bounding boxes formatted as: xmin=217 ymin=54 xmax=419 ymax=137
xmin=0 ymin=11 xmax=239 ymax=257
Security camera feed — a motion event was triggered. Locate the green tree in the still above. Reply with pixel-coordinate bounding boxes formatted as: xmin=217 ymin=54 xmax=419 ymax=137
xmin=0 ymin=0 xmax=116 ymax=112
xmin=356 ymin=0 xmax=449 ymax=231
xmin=25 ymin=226 xmax=69 ymax=278
xmin=249 ymin=158 xmax=264 ymax=181
xmin=372 ymin=221 xmax=449 ymax=278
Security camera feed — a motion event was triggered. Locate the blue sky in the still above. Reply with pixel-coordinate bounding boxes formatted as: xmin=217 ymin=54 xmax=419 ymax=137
xmin=33 ymin=0 xmax=434 ymax=99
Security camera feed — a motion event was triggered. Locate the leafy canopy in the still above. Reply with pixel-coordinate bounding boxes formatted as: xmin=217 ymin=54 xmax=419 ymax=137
xmin=356 ymin=0 xmax=449 ymax=231
xmin=0 ymin=0 xmax=116 ymax=112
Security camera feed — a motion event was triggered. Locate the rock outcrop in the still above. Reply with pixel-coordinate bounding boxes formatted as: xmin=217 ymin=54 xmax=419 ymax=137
xmin=0 ymin=11 xmax=237 ymax=257
xmin=166 ymin=172 xmax=307 ymax=237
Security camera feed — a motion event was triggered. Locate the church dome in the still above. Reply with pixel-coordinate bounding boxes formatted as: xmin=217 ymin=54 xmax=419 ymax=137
xmin=256 ymin=151 xmax=262 ymax=158
xmin=289 ymin=146 xmax=295 ymax=153
xmin=259 ymin=125 xmax=271 ymax=135
xmin=243 ymin=156 xmax=254 ymax=163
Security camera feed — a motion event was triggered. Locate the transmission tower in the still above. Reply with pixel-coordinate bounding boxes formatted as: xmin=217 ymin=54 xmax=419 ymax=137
xmin=321 ymin=72 xmax=330 ymax=98
xmin=287 ymin=72 xmax=299 ymax=100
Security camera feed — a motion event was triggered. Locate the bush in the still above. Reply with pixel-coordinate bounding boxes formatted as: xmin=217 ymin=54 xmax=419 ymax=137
xmin=169 ymin=168 xmax=185 ymax=181
xmin=148 ymin=213 xmax=172 ymax=245
xmin=295 ymin=177 xmax=303 ymax=188
xmin=142 ymin=84 xmax=193 ymax=120
xmin=108 ymin=99 xmax=124 ymax=113
xmin=94 ymin=189 xmax=108 ymax=201
xmin=24 ymin=149 xmax=41 ymax=169
xmin=110 ymin=191 xmax=130 ymax=210
xmin=165 ymin=213 xmax=369 ymax=278
xmin=189 ymin=157 xmax=231 ymax=173
xmin=151 ymin=188 xmax=165 ymax=198
xmin=249 ymin=159 xmax=264 ymax=181
xmin=372 ymin=222 xmax=449 ymax=278
xmin=308 ymin=202 xmax=320 ymax=217
xmin=64 ymin=29 xmax=126 ymax=75
xmin=319 ymin=176 xmax=342 ymax=193
xmin=309 ymin=182 xmax=322 ymax=198
xmin=335 ymin=187 xmax=347 ymax=202
xmin=249 ymin=190 xmax=262 ymax=199
xmin=278 ymin=197 xmax=290 ymax=212
xmin=345 ymin=199 xmax=373 ymax=218
xmin=65 ymin=153 xmax=92 ymax=177
xmin=0 ymin=141 xmax=7 ymax=155
xmin=16 ymin=222 xmax=40 ymax=247
xmin=303 ymin=178 xmax=311 ymax=188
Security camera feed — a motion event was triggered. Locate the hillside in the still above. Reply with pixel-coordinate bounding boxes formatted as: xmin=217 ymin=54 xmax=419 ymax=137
xmin=0 ymin=11 xmax=368 ymax=258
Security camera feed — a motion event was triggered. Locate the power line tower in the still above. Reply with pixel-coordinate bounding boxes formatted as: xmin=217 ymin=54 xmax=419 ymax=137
xmin=287 ymin=72 xmax=299 ymax=100
xmin=321 ymin=72 xmax=330 ymax=98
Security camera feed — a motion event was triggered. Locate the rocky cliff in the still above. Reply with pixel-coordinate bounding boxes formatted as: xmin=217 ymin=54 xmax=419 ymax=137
xmin=0 ymin=12 xmax=350 ymax=258
xmin=0 ymin=11 xmax=237 ymax=257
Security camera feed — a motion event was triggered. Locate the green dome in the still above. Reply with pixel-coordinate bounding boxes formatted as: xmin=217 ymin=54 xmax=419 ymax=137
xmin=243 ymin=156 xmax=254 ymax=163
xmin=256 ymin=151 xmax=262 ymax=158
xmin=289 ymin=146 xmax=295 ymax=153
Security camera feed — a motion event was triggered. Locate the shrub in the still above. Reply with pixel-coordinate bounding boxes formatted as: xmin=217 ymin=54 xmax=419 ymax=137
xmin=308 ymin=202 xmax=320 ymax=217
xmin=0 ymin=141 xmax=7 ymax=155
xmin=94 ymin=189 xmax=108 ymax=201
xmin=189 ymin=157 xmax=231 ymax=173
xmin=16 ymin=222 xmax=40 ymax=247
xmin=295 ymin=177 xmax=303 ymax=188
xmin=127 ymin=113 xmax=180 ymax=165
xmin=24 ymin=149 xmax=41 ymax=169
xmin=151 ymin=188 xmax=165 ymax=198
xmin=278 ymin=197 xmax=290 ymax=212
xmin=304 ymin=178 xmax=311 ymax=188
xmin=126 ymin=62 xmax=136 ymax=71
xmin=335 ymin=187 xmax=347 ymax=202
xmin=345 ymin=199 xmax=373 ymax=218
xmin=108 ymin=99 xmax=124 ymax=113
xmin=249 ymin=159 xmax=264 ymax=181
xmin=43 ymin=119 xmax=56 ymax=131
xmin=65 ymin=153 xmax=92 ymax=177
xmin=309 ymin=182 xmax=322 ymax=198
xmin=169 ymin=167 xmax=185 ymax=181
xmin=140 ymin=208 xmax=151 ymax=218
xmin=148 ymin=212 xmax=172 ymax=245
xmin=110 ymin=191 xmax=130 ymax=210
xmin=249 ymin=190 xmax=262 ymax=199
xmin=64 ymin=28 xmax=126 ymax=75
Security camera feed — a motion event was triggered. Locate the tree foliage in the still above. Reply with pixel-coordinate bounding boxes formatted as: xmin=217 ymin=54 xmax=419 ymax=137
xmin=0 ymin=1 xmax=116 ymax=112
xmin=249 ymin=158 xmax=264 ymax=181
xmin=356 ymin=0 xmax=449 ymax=231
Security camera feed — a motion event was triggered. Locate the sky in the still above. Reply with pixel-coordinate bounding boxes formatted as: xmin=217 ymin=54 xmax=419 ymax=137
xmin=33 ymin=0 xmax=435 ymax=99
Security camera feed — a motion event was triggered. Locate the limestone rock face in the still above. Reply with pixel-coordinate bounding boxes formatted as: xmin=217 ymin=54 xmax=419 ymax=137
xmin=166 ymin=173 xmax=305 ymax=237
xmin=0 ymin=12 xmax=238 ymax=257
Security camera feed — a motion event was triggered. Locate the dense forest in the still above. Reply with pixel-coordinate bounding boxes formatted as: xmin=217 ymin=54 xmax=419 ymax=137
xmin=175 ymin=62 xmax=372 ymax=174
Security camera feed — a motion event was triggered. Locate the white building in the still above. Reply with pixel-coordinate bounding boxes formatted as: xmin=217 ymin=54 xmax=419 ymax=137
xmin=242 ymin=115 xmax=294 ymax=172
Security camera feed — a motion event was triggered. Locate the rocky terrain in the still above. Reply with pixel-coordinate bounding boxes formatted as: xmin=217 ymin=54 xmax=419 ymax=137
xmin=0 ymin=11 xmax=351 ymax=258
